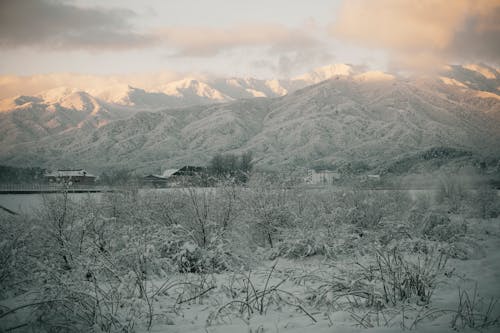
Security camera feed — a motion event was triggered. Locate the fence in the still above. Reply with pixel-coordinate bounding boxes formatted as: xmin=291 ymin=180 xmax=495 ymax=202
xmin=0 ymin=183 xmax=112 ymax=194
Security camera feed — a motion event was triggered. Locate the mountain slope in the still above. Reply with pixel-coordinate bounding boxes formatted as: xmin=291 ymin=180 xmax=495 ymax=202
xmin=0 ymin=89 xmax=141 ymax=148
xmin=1 ymin=69 xmax=498 ymax=172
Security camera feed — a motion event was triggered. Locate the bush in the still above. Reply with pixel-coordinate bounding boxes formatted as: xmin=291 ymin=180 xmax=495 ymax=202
xmin=407 ymin=194 xmax=432 ymax=225
xmin=0 ymin=214 xmax=34 ymax=299
xmin=334 ymin=190 xmax=384 ymax=229
xmin=160 ymin=235 xmax=242 ymax=273
xmin=451 ymin=285 xmax=500 ymax=330
xmin=436 ymin=175 xmax=468 ymax=213
xmin=473 ymin=185 xmax=500 ymax=218
xmin=243 ymin=176 xmax=295 ymax=248
xmin=273 ymin=225 xmax=333 ymax=259
xmin=420 ymin=211 xmax=466 ymax=242
xmin=373 ymin=247 xmax=448 ymax=306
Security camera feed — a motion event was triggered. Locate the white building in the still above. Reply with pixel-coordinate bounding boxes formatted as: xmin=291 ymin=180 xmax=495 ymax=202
xmin=305 ymin=169 xmax=341 ymax=185
xmin=44 ymin=169 xmax=96 ymax=184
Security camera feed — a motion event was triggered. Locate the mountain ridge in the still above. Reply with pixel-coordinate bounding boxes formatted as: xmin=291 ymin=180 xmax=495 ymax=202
xmin=1 ymin=64 xmax=498 ymax=173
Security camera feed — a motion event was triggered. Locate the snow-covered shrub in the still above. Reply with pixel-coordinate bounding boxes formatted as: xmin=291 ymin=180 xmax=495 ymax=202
xmin=306 ymin=245 xmax=449 ymax=311
xmin=334 ymin=190 xmax=384 ymax=229
xmin=381 ymin=190 xmax=413 ymax=219
xmin=155 ymin=187 xmax=249 ymax=273
xmin=420 ymin=211 xmax=467 ymax=242
xmin=0 ymin=213 xmax=34 ymax=299
xmin=209 ymin=262 xmax=316 ymax=325
xmin=436 ymin=174 xmax=469 ymax=213
xmin=446 ymin=238 xmax=486 ymax=260
xmin=355 ymin=246 xmax=449 ymax=307
xmin=451 ymin=285 xmax=500 ymax=330
xmin=273 ymin=225 xmax=333 ymax=259
xmin=160 ymin=236 xmax=240 ymax=273
xmin=243 ymin=177 xmax=295 ymax=248
xmin=28 ymin=269 xmax=139 ymax=333
xmin=472 ymin=185 xmax=500 ymax=218
xmin=407 ymin=193 xmax=433 ymax=226
xmin=0 ymin=192 xmax=168 ymax=332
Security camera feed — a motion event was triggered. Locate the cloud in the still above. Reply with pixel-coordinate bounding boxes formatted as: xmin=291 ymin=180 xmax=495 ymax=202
xmin=0 ymin=72 xmax=184 ymax=99
xmin=156 ymin=23 xmax=319 ymax=57
xmin=447 ymin=6 xmax=500 ymax=64
xmin=0 ymin=0 xmax=324 ymax=60
xmin=0 ymin=0 xmax=156 ymax=51
xmin=330 ymin=0 xmax=500 ymax=71
xmin=254 ymin=48 xmax=335 ymax=78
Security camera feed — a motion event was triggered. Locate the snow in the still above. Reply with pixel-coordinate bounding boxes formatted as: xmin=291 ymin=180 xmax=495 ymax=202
xmin=463 ymin=64 xmax=498 ymax=80
xmin=137 ymin=217 xmax=500 ymax=333
xmin=1 ymin=185 xmax=500 ymax=333
xmin=159 ymin=78 xmax=228 ymax=101
xmin=439 ymin=76 xmax=467 ymax=88
xmin=353 ymin=71 xmax=395 ymax=82
xmin=245 ymin=88 xmax=267 ymax=98
xmin=294 ymin=64 xmax=353 ymax=83
xmin=162 ymin=168 xmax=180 ymax=177
xmin=475 ymin=91 xmax=500 ymax=100
xmin=265 ymin=79 xmax=288 ymax=96
xmin=93 ymin=83 xmax=136 ymax=105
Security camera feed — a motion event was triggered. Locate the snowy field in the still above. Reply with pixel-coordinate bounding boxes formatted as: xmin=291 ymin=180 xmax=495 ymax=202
xmin=1 ymin=178 xmax=499 ymax=332
xmin=0 ymin=188 xmax=217 ymax=216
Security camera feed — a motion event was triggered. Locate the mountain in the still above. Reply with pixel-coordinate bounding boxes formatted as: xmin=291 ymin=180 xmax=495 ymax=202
xmin=93 ymin=84 xmax=196 ymax=110
xmin=0 ymin=65 xmax=355 ymax=149
xmin=0 ymin=65 xmax=359 ymax=112
xmin=1 ymin=64 xmax=498 ymax=173
xmin=443 ymin=63 xmax=499 ymax=93
xmin=0 ymin=88 xmax=141 ymax=148
xmin=292 ymin=63 xmax=353 ymax=84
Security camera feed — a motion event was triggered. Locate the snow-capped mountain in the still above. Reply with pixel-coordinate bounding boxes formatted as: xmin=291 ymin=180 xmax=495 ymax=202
xmin=0 ymin=65 xmax=358 ymax=149
xmin=0 ymin=64 xmax=361 ymax=113
xmin=0 ymin=88 xmax=138 ymax=148
xmin=157 ymin=78 xmax=231 ymax=104
xmin=1 ymin=64 xmax=498 ymax=172
xmin=443 ymin=63 xmax=499 ymax=93
xmin=293 ymin=64 xmax=353 ymax=84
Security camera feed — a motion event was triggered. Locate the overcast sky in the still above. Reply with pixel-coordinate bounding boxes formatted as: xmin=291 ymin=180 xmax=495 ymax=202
xmin=0 ymin=0 xmax=498 ymax=78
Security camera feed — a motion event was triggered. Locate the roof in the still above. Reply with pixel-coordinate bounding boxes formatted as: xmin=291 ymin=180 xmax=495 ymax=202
xmin=162 ymin=168 xmax=179 ymax=178
xmin=143 ymin=174 xmax=167 ymax=180
xmin=174 ymin=166 xmax=205 ymax=175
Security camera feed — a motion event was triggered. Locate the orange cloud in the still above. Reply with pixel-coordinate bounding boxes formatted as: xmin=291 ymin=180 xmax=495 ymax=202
xmin=331 ymin=0 xmax=500 ymax=71
xmin=0 ymin=72 xmax=184 ymax=99
xmin=157 ymin=23 xmax=319 ymax=57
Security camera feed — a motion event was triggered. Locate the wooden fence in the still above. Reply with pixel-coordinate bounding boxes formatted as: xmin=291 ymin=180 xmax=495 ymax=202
xmin=0 ymin=183 xmax=112 ymax=194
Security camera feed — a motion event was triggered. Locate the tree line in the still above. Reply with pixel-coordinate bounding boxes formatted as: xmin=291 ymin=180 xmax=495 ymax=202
xmin=208 ymin=151 xmax=253 ymax=183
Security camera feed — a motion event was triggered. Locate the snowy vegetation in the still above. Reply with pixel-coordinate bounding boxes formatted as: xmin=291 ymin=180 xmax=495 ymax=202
xmin=1 ymin=175 xmax=499 ymax=332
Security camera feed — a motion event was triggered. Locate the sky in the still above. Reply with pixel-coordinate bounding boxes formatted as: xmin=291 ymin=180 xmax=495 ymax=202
xmin=0 ymin=0 xmax=498 ymax=84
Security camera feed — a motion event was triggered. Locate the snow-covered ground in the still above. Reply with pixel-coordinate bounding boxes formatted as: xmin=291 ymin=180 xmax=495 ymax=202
xmin=0 ymin=183 xmax=499 ymax=332
xmin=146 ymin=219 xmax=500 ymax=333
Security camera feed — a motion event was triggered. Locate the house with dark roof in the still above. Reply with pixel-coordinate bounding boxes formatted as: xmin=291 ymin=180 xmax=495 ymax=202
xmin=142 ymin=174 xmax=168 ymax=188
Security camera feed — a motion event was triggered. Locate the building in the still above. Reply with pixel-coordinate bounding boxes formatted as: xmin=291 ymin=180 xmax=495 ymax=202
xmin=44 ymin=169 xmax=96 ymax=184
xmin=305 ymin=169 xmax=341 ymax=185
xmin=162 ymin=168 xmax=180 ymax=178
xmin=367 ymin=174 xmax=381 ymax=181
xmin=159 ymin=166 xmax=207 ymax=186
xmin=171 ymin=166 xmax=205 ymax=177
xmin=142 ymin=174 xmax=168 ymax=188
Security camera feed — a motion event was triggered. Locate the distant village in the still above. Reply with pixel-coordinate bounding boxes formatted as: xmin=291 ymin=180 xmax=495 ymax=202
xmin=41 ymin=167 xmax=382 ymax=188
xmin=0 ymin=151 xmax=385 ymax=190
xmin=43 ymin=166 xmax=206 ymax=187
